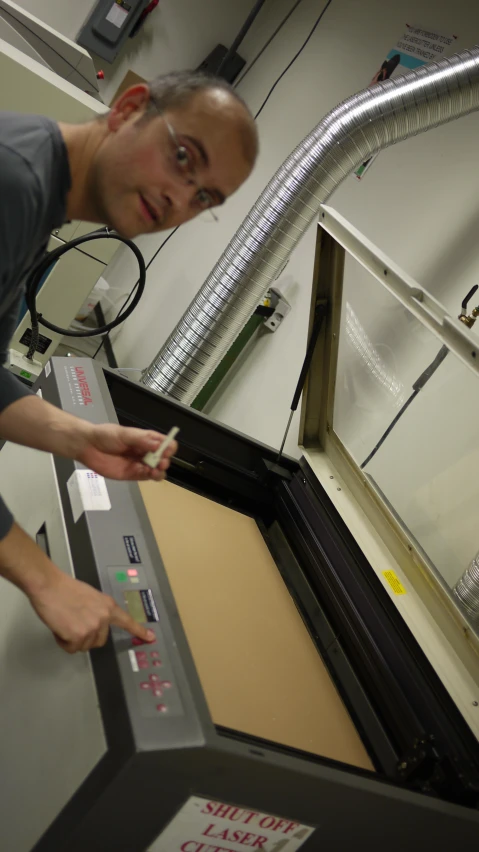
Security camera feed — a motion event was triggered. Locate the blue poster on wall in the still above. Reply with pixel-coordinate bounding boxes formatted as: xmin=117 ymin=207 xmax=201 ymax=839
xmin=355 ymin=24 xmax=457 ymax=180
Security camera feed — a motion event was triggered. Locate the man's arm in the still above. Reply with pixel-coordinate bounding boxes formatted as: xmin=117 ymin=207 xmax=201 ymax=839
xmin=0 ymin=521 xmax=156 ymax=653
xmin=0 ymin=393 xmax=177 ymax=481
xmin=0 ymin=389 xmax=92 ymax=456
xmin=0 ymin=392 xmax=178 ymax=653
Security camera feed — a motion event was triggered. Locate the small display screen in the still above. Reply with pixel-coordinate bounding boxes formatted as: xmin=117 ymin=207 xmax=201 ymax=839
xmin=124 ymin=589 xmax=159 ymax=623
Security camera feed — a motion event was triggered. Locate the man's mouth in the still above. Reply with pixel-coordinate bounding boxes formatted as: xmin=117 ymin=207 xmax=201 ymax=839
xmin=140 ymin=195 xmax=160 ymax=224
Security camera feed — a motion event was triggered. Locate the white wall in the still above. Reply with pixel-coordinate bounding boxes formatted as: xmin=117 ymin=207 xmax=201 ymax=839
xmin=13 ymin=1 xmax=258 ymax=101
xmin=14 ymin=0 xmax=96 ymax=40
xmin=105 ymin=0 xmax=479 ymax=460
xmin=98 ymin=0 xmax=262 ymax=105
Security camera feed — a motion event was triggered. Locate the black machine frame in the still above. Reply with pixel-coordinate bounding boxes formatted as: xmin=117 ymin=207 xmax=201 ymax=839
xmin=33 ymin=364 xmax=479 ymax=852
xmin=107 ymin=368 xmax=479 ymax=796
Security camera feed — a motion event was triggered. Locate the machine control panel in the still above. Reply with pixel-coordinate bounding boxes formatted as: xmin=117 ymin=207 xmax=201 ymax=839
xmin=108 ymin=566 xmax=184 ymax=720
xmin=46 ymin=359 xmax=189 ymax=730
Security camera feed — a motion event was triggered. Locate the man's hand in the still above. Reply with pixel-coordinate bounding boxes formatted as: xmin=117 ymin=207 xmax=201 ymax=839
xmin=76 ymin=423 xmax=178 ymax=482
xmin=0 ymin=522 xmax=154 ymax=653
xmin=30 ymin=571 xmax=155 ymax=654
xmin=0 ymin=395 xmax=178 ymax=480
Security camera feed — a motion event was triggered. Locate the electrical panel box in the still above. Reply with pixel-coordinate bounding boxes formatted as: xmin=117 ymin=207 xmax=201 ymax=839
xmin=197 ymin=43 xmax=246 ymax=84
xmin=77 ymin=0 xmax=150 ymax=63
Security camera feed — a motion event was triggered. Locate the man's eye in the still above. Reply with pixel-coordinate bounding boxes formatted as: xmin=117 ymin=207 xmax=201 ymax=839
xmin=197 ymin=189 xmax=213 ymax=209
xmin=176 ymin=146 xmax=190 ymax=169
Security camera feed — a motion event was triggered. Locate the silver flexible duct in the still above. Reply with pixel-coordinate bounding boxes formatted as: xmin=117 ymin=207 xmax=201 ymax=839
xmin=142 ymin=47 xmax=479 ymax=403
xmin=454 ymin=556 xmax=479 ymax=621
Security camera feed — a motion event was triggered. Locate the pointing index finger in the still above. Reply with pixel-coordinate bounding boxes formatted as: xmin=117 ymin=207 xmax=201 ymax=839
xmin=110 ymin=604 xmax=155 ymax=642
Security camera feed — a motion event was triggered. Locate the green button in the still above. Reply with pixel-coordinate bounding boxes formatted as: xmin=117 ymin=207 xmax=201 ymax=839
xmin=20 ymin=370 xmax=32 ymax=379
xmin=116 ymin=572 xmax=128 ymax=583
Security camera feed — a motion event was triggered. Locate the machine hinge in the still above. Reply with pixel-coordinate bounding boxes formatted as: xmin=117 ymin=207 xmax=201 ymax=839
xmin=397 ymin=735 xmax=479 ymax=805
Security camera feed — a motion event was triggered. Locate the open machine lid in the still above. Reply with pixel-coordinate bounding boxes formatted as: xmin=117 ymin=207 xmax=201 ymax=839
xmin=298 ymin=205 xmax=479 ymax=739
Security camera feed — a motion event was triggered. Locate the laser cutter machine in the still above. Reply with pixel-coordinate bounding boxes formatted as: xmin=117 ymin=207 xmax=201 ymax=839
xmin=1 ymin=210 xmax=479 ymax=851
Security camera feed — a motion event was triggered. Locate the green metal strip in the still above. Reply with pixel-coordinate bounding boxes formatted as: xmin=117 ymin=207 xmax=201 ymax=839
xmin=191 ymin=313 xmax=265 ymax=411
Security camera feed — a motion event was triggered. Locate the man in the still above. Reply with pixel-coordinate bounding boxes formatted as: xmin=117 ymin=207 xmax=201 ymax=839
xmin=0 ymin=71 xmax=258 ymax=654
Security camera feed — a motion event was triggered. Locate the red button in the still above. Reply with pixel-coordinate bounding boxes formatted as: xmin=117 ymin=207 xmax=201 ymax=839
xmin=153 ymin=686 xmax=163 ymax=697
xmin=136 ymin=652 xmax=148 ymax=661
xmin=156 ymin=704 xmax=167 ymax=713
xmin=127 ymin=569 xmax=138 ymax=577
xmin=161 ymin=680 xmax=172 ymax=689
xmin=138 ymin=661 xmax=149 ymax=670
xmin=150 ymin=651 xmax=161 ymax=659
xmin=140 ymin=682 xmax=151 ymax=690
xmin=152 ymin=660 xmax=162 ymax=667
xmin=132 ymin=637 xmax=145 ymax=646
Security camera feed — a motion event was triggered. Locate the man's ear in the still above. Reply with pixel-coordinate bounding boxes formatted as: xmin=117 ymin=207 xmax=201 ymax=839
xmin=107 ymin=84 xmax=151 ymax=130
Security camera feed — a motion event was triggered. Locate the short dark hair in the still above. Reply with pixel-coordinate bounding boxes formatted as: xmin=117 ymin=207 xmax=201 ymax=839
xmin=145 ymin=70 xmax=258 ymax=164
xmin=147 ymin=70 xmax=246 ymax=112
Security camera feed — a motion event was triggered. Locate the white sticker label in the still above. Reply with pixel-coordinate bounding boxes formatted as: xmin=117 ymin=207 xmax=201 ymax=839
xmin=67 ymin=470 xmax=111 ymax=523
xmin=106 ymin=3 xmax=129 ymax=28
xmin=44 ymin=360 xmax=51 ymax=378
xmin=36 ymin=388 xmax=43 ymax=398
xmin=128 ymin=649 xmax=139 ymax=673
xmin=149 ymin=797 xmax=315 ymax=851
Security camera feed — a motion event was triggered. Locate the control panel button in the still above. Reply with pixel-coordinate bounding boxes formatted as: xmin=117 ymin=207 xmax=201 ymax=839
xmin=161 ymin=680 xmax=172 ymax=689
xmin=156 ymin=704 xmax=167 ymax=713
xmin=132 ymin=633 xmax=155 ymax=646
xmin=116 ymin=572 xmax=128 ymax=583
xmin=127 ymin=569 xmax=138 ymax=577
xmin=152 ymin=660 xmax=162 ymax=667
xmin=149 ymin=674 xmax=161 ymax=683
xmin=153 ymin=686 xmax=163 ymax=697
xmin=150 ymin=651 xmax=161 ymax=659
xmin=136 ymin=651 xmax=148 ymax=661
xmin=138 ymin=660 xmax=149 ymax=670
xmin=140 ymin=682 xmax=151 ymax=690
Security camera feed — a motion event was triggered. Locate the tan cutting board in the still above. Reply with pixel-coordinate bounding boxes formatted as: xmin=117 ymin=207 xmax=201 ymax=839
xmin=139 ymin=479 xmax=374 ymax=771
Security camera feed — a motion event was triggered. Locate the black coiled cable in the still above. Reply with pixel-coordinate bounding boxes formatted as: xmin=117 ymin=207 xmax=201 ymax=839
xmin=25 ymin=229 xmax=146 ymax=360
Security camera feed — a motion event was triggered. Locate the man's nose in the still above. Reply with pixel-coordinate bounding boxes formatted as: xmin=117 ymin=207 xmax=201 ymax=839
xmin=169 ymin=176 xmax=198 ymax=215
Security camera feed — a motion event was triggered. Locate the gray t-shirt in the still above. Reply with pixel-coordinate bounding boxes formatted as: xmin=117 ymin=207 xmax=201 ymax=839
xmin=0 ymin=111 xmax=71 ymax=539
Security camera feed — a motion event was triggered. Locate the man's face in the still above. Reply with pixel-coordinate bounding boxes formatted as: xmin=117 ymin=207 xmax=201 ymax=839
xmin=90 ymin=87 xmax=254 ymax=239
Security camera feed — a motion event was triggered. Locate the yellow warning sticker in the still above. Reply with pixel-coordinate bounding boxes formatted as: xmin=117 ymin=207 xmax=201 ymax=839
xmin=382 ymin=570 xmax=407 ymax=595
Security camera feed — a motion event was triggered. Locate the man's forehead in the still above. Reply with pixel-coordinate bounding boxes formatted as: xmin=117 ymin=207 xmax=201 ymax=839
xmin=167 ymin=89 xmax=248 ymax=132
